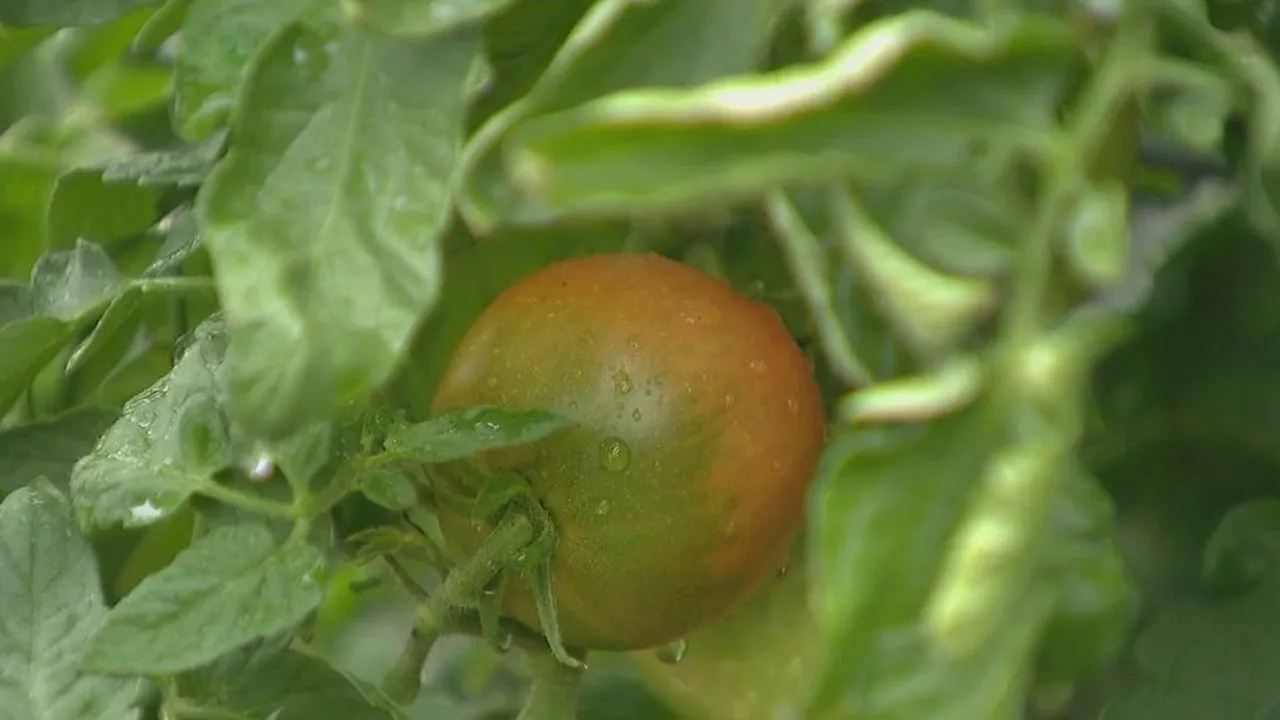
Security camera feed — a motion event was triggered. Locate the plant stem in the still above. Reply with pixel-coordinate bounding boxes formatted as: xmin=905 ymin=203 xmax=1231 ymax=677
xmin=431 ymin=512 xmax=534 ymax=615
xmin=516 ymin=648 xmax=586 ymax=720
xmin=197 ymin=480 xmax=297 ymax=519
xmin=380 ymin=612 xmax=441 ymax=705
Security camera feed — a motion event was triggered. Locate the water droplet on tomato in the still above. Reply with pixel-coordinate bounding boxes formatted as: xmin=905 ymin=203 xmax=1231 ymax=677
xmin=749 ymin=359 xmax=768 ymax=375
xmin=724 ymin=393 xmax=737 ymax=409
xmin=598 ymin=437 xmax=631 ymax=472
xmin=776 ymin=564 xmax=790 ymax=578
xmin=655 ymin=638 xmax=688 ymax=665
xmin=486 ymin=377 xmax=498 ymax=388
xmin=613 ymin=369 xmax=634 ymax=396
xmin=631 ymin=408 xmax=642 ymax=421
xmin=786 ymin=397 xmax=799 ymax=413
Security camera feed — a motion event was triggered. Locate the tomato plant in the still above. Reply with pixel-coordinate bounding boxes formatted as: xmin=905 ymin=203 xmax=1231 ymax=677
xmin=6 ymin=1 xmax=1280 ymax=720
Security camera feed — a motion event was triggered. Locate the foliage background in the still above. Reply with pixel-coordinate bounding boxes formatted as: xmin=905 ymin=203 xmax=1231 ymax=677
xmin=2 ymin=0 xmax=1280 ymax=719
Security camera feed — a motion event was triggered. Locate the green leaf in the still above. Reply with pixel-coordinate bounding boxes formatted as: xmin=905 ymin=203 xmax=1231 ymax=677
xmin=805 ymin=399 xmax=1013 ymax=719
xmin=459 ymin=0 xmax=787 ymax=232
xmin=173 ymin=0 xmax=315 ymax=140
xmin=385 ymin=406 xmax=576 ymax=464
xmin=1099 ymin=561 xmax=1280 ymax=718
xmin=0 ymin=482 xmax=142 ymax=720
xmin=343 ymin=0 xmax=518 ymax=39
xmin=0 ymin=316 xmax=75 ymax=417
xmin=0 ymin=0 xmax=157 ymax=27
xmin=0 ymin=155 xmax=58 ymax=280
xmin=198 ymin=19 xmax=480 ymax=440
xmin=175 ymin=638 xmax=403 ymax=719
xmin=69 ymin=318 xmax=231 ymax=529
xmin=100 ymin=132 xmax=225 ymax=188
xmin=493 ymin=14 xmax=1078 ymax=222
xmin=359 ymin=468 xmax=418 ymax=511
xmin=0 ymin=406 xmax=119 ymax=494
xmin=0 ymin=25 xmax=52 ymax=70
xmin=30 ymin=239 xmax=124 ymax=320
xmin=83 ymin=523 xmax=327 ymax=675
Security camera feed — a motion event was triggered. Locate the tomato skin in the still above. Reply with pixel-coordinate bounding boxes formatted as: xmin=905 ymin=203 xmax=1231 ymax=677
xmin=430 ymin=252 xmax=825 ymax=651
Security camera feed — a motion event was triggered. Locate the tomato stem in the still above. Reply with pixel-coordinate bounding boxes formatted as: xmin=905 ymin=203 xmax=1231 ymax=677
xmin=516 ymin=648 xmax=586 ymax=720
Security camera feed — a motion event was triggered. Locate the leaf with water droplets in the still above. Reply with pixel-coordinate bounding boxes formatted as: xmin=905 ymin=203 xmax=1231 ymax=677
xmin=29 ymin=239 xmax=125 ymax=322
xmin=198 ymin=17 xmax=481 ymax=440
xmin=69 ymin=318 xmax=232 ymax=530
xmin=83 ymin=523 xmax=327 ymax=675
xmin=384 ymin=406 xmax=575 ymax=464
xmin=0 ymin=482 xmax=143 ymax=720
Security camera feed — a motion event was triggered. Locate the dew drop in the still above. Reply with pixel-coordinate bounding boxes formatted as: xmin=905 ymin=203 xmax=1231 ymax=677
xmin=655 ymin=638 xmax=688 ymax=665
xmin=613 ymin=369 xmax=634 ymax=396
xmin=246 ymin=453 xmax=274 ymax=482
xmin=786 ymin=397 xmax=800 ymax=413
xmin=724 ymin=393 xmax=737 ymax=409
xmin=596 ymin=500 xmax=610 ymax=516
xmin=749 ymin=359 xmax=768 ymax=375
xmin=486 ymin=376 xmax=498 ymax=388
xmin=631 ymin=408 xmax=642 ymax=422
xmin=776 ymin=563 xmax=790 ymax=578
xmin=598 ymin=436 xmax=632 ymax=472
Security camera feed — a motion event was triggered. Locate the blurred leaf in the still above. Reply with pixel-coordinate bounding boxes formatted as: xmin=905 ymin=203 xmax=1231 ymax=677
xmin=0 ymin=406 xmax=118 ymax=494
xmin=30 ymin=238 xmax=124 ymax=319
xmin=492 ymin=14 xmax=1078 ymax=222
xmin=45 ymin=168 xmax=160 ymax=250
xmin=1202 ymin=498 xmax=1280 ymax=594
xmin=0 ymin=0 xmax=157 ymax=27
xmin=1099 ymin=513 xmax=1280 ymax=719
xmin=385 ymin=406 xmax=575 ymax=464
xmin=130 ymin=0 xmax=191 ymax=51
xmin=198 ymin=19 xmax=479 ymax=440
xmin=0 ymin=25 xmax=52 ymax=70
xmin=345 ymin=0 xmax=518 ymax=38
xmin=0 ymin=482 xmax=142 ymax=720
xmin=173 ymin=0 xmax=314 ymax=140
xmin=176 ymin=637 xmax=403 ymax=719
xmin=0 ymin=155 xmax=59 ymax=279
xmin=359 ymin=468 xmax=418 ymax=511
xmin=459 ymin=0 xmax=787 ymax=232
xmin=100 ymin=132 xmax=224 ymax=187
xmin=84 ymin=523 xmax=326 ymax=675
xmin=69 ymin=318 xmax=231 ymax=529
xmin=0 ymin=316 xmax=76 ymax=417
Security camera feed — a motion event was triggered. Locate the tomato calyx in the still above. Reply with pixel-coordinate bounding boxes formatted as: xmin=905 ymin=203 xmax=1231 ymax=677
xmin=428 ymin=466 xmax=586 ymax=670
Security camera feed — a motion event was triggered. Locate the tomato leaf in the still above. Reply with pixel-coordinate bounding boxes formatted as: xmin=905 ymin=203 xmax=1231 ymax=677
xmin=173 ymin=0 xmax=315 ymax=141
xmin=45 ymin=168 xmax=159 ymax=250
xmin=385 ymin=406 xmax=576 ymax=465
xmin=346 ymin=0 xmax=518 ymax=39
xmin=458 ymin=0 xmax=787 ymax=232
xmin=0 ymin=406 xmax=118 ymax=495
xmin=197 ymin=18 xmax=479 ymax=441
xmin=0 ymin=0 xmax=156 ymax=27
xmin=496 ymin=14 xmax=1078 ymax=222
xmin=1099 ymin=500 xmax=1280 ymax=719
xmin=174 ymin=636 xmax=404 ymax=719
xmin=360 ymin=468 xmax=419 ymax=511
xmin=0 ymin=482 xmax=143 ymax=720
xmin=69 ymin=318 xmax=231 ymax=529
xmin=83 ymin=523 xmax=327 ymax=675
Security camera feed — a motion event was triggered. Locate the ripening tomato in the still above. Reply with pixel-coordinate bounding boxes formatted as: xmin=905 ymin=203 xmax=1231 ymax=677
xmin=430 ymin=252 xmax=826 ymax=651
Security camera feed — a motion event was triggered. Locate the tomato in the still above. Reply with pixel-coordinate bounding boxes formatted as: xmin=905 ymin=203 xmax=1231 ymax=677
xmin=430 ymin=252 xmax=826 ymax=651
